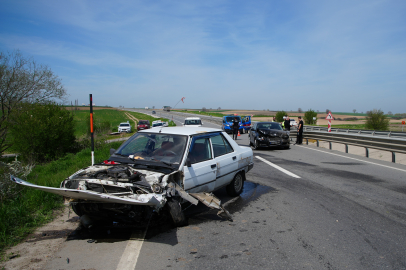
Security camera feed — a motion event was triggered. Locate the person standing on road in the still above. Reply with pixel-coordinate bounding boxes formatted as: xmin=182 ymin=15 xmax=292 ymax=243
xmin=295 ymin=116 xmax=304 ymax=144
xmin=284 ymin=116 xmax=291 ymax=131
xmin=232 ymin=117 xmax=240 ymax=140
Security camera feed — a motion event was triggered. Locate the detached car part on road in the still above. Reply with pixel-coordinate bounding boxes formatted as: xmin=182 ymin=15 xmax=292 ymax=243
xmin=10 ymin=127 xmax=254 ymax=227
xmin=249 ymin=122 xmax=290 ymax=149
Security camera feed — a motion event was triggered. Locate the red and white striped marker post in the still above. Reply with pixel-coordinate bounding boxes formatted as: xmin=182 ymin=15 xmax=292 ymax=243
xmin=325 ymin=111 xmax=334 ymax=132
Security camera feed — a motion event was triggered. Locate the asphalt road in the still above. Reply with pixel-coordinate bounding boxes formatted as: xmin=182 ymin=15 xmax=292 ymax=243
xmin=44 ymin=110 xmax=406 ymax=270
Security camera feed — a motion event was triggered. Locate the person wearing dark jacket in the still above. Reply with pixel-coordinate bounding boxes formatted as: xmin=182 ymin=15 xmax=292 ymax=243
xmin=284 ymin=116 xmax=291 ymax=131
xmin=295 ymin=116 xmax=304 ymax=144
xmin=232 ymin=117 xmax=240 ymax=140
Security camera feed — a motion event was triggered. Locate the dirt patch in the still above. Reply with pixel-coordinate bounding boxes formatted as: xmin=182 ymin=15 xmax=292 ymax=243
xmin=0 ymin=206 xmax=79 ymax=270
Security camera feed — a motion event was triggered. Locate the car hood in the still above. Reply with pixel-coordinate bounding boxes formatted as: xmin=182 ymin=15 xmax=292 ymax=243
xmin=258 ymin=128 xmax=288 ymax=136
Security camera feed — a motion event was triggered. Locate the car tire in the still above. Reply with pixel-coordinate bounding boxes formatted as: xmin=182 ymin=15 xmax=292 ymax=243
xmin=254 ymin=139 xmax=259 ymax=150
xmin=166 ymin=198 xmax=187 ymax=227
xmin=72 ymin=204 xmax=83 ymax=217
xmin=226 ymin=172 xmax=244 ymax=197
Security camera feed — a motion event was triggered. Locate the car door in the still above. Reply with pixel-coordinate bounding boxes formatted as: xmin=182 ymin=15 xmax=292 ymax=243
xmin=183 ymin=136 xmax=217 ymax=193
xmin=210 ymin=133 xmax=239 ymax=189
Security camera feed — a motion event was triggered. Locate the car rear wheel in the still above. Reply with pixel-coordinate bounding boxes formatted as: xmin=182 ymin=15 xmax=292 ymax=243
xmin=226 ymin=172 xmax=244 ymax=197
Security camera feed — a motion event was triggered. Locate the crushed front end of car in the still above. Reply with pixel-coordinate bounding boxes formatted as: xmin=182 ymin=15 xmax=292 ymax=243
xmin=257 ymin=129 xmax=290 ymax=147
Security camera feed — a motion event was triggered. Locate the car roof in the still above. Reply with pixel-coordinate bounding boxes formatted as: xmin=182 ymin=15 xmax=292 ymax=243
xmin=185 ymin=117 xmax=201 ymax=120
xmin=138 ymin=126 xmax=222 ymax=135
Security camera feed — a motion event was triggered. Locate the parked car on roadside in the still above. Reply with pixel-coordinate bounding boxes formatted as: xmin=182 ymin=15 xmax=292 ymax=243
xmin=10 ymin=127 xmax=254 ymax=227
xmin=137 ymin=120 xmax=150 ymax=131
xmin=249 ymin=122 xmax=290 ymax=149
xmin=222 ymin=115 xmax=243 ymax=134
xmin=152 ymin=111 xmax=156 ymax=114
xmin=290 ymin=119 xmax=298 ymax=127
xmin=183 ymin=117 xmax=203 ymax=127
xmin=118 ymin=121 xmax=132 ymax=133
xmin=152 ymin=120 xmax=168 ymax=128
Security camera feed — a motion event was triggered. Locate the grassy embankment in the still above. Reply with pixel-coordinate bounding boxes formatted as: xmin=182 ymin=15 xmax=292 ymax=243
xmin=0 ymin=109 xmax=172 ymax=259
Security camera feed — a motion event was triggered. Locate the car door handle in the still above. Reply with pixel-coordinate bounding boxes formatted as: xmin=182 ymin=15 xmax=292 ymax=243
xmin=211 ymin=164 xmax=216 ymax=169
xmin=232 ymin=156 xmax=236 ymax=160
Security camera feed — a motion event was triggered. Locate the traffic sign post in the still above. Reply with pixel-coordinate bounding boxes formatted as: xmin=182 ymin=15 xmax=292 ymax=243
xmin=402 ymin=120 xmax=405 ymax=132
xmin=325 ymin=112 xmax=334 ymax=132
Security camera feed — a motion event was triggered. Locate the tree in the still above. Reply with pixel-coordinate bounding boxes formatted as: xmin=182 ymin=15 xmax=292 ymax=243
xmin=365 ymin=109 xmax=389 ymax=131
xmin=387 ymin=111 xmax=392 ymax=115
xmin=298 ymin=108 xmax=303 ymax=113
xmin=353 ymin=109 xmax=356 ymax=113
xmin=9 ymin=102 xmax=75 ymax=163
xmin=325 ymin=109 xmax=330 ymax=114
xmin=304 ymin=109 xmax=317 ymax=124
xmin=275 ymin=111 xmax=286 ymax=122
xmin=0 ymin=50 xmax=67 ymax=155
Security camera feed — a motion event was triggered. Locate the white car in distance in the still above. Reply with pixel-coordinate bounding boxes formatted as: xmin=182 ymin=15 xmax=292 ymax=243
xmin=183 ymin=117 xmax=203 ymax=127
xmin=118 ymin=121 xmax=132 ymax=133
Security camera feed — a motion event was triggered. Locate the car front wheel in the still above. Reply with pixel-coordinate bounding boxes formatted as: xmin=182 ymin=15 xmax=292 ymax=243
xmin=253 ymin=139 xmax=259 ymax=150
xmin=166 ymin=198 xmax=187 ymax=227
xmin=226 ymin=172 xmax=244 ymax=196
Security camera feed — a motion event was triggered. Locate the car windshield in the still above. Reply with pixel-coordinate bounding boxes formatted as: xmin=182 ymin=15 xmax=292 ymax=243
xmin=184 ymin=119 xmax=202 ymax=125
xmin=115 ymin=133 xmax=188 ymax=167
xmin=153 ymin=122 xmax=163 ymax=127
xmin=257 ymin=123 xmax=282 ymax=130
xmin=225 ymin=116 xmax=241 ymax=122
xmin=139 ymin=121 xmax=148 ymax=124
xmin=120 ymin=124 xmax=130 ymax=127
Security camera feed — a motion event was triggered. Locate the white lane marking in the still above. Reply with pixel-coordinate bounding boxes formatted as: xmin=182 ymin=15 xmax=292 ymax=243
xmin=116 ymin=229 xmax=147 ymax=270
xmin=255 ymin=156 xmax=301 ymax=178
xmin=297 ymin=145 xmax=406 ymax=173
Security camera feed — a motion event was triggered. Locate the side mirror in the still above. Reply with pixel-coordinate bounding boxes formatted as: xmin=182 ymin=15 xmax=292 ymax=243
xmin=110 ymin=148 xmax=116 ymax=155
xmin=186 ymin=158 xmax=192 ymax=167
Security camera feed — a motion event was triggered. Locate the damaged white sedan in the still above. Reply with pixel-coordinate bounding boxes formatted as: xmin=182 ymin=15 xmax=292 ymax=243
xmin=10 ymin=127 xmax=254 ymax=226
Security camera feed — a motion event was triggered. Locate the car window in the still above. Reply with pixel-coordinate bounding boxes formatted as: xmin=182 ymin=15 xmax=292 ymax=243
xmin=185 ymin=119 xmax=202 ymax=125
xmin=189 ymin=138 xmax=212 ymax=164
xmin=257 ymin=123 xmax=282 ymax=130
xmin=211 ymin=134 xmax=234 ymax=157
xmin=225 ymin=116 xmax=241 ymax=122
xmin=120 ymin=124 xmax=130 ymax=127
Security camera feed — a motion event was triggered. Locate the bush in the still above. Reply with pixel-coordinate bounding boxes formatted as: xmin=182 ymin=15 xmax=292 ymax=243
xmin=0 ymin=160 xmax=33 ymax=203
xmin=304 ymin=109 xmax=317 ymax=124
xmin=9 ymin=102 xmax=76 ymax=163
xmin=275 ymin=111 xmax=286 ymax=122
xmin=365 ymin=109 xmax=389 ymax=131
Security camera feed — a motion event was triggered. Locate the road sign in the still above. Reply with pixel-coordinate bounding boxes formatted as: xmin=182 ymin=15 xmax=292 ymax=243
xmin=402 ymin=121 xmax=405 ymax=125
xmin=325 ymin=112 xmax=334 ymax=120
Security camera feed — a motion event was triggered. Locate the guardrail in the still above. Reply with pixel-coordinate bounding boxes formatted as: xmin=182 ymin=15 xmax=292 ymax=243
xmin=301 ymin=126 xmax=406 ymax=163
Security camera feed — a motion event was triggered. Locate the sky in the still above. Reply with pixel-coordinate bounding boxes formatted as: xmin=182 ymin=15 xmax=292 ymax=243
xmin=1 ymin=0 xmax=405 ymax=114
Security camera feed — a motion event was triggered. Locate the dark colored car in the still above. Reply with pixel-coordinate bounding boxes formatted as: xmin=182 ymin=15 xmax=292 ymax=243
xmin=137 ymin=120 xmax=150 ymax=131
xmin=249 ymin=122 xmax=290 ymax=149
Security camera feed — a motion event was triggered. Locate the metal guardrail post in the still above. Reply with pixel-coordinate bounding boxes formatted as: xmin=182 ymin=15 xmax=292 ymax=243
xmin=306 ymin=139 xmax=308 ymax=145
xmin=317 ymin=140 xmax=319 ymax=147
xmin=392 ymin=152 xmax=395 ymax=163
xmin=345 ymin=144 xmax=348 ymax=153
xmin=329 ymin=142 xmax=332 ymax=150
xmin=365 ymin=147 xmax=369 ymax=158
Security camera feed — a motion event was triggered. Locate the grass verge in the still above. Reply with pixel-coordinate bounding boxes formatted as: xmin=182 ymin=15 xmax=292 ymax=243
xmin=0 ymin=141 xmax=123 ymax=259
